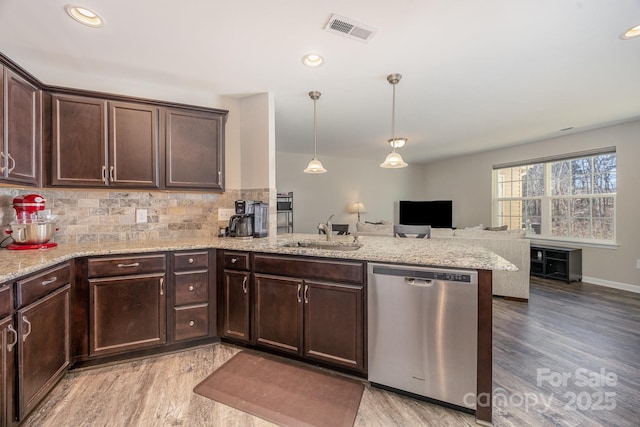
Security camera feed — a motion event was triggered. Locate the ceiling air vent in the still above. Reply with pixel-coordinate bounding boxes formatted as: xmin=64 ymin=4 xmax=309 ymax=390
xmin=324 ymin=14 xmax=377 ymax=42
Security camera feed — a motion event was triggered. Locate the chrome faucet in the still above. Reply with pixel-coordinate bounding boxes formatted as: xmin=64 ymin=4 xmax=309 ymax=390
xmin=318 ymin=214 xmax=335 ymax=241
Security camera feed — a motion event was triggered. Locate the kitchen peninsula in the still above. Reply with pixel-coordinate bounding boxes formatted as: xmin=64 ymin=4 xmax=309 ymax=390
xmin=0 ymin=234 xmax=515 ymax=425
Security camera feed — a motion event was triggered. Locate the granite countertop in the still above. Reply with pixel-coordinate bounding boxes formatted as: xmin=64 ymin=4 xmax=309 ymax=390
xmin=0 ymin=233 xmax=517 ymax=283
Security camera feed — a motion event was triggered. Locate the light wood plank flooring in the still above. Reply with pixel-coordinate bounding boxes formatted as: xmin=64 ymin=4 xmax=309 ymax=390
xmin=23 ymin=278 xmax=640 ymax=426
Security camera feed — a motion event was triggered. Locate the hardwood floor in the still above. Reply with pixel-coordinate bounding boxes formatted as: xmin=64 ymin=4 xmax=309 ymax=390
xmin=22 ymin=277 xmax=640 ymax=426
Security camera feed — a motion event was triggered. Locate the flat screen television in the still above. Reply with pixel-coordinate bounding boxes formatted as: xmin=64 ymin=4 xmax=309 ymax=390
xmin=399 ymin=200 xmax=453 ymax=228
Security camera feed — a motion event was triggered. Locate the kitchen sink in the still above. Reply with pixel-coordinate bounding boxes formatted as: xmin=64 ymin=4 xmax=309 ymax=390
xmin=282 ymin=241 xmax=363 ymax=251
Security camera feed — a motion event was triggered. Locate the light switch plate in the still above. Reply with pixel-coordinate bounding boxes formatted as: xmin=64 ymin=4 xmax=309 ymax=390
xmin=136 ymin=209 xmax=148 ymax=223
xmin=218 ymin=208 xmax=235 ymax=221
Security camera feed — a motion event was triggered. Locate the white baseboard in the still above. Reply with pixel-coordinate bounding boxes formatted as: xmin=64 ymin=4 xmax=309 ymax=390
xmin=582 ymin=276 xmax=640 ymax=294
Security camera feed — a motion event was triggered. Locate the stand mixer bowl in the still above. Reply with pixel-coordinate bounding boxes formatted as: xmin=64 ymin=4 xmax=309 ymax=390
xmin=7 ymin=222 xmax=57 ymax=244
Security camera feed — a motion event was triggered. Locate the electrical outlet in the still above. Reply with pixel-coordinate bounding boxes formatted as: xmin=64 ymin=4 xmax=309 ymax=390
xmin=636 ymin=259 xmax=640 ymax=269
xmin=136 ymin=209 xmax=148 ymax=223
xmin=218 ymin=208 xmax=235 ymax=221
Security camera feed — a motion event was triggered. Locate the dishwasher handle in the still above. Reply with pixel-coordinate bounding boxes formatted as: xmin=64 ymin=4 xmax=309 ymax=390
xmin=404 ymin=277 xmax=434 ymax=287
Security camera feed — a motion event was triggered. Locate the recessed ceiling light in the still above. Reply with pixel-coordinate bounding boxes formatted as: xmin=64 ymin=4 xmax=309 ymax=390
xmin=302 ymin=54 xmax=324 ymax=68
xmin=65 ymin=5 xmax=104 ymax=27
xmin=620 ymin=24 xmax=640 ymax=39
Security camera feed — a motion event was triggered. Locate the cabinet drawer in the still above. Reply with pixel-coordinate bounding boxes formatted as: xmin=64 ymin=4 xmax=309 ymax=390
xmin=173 ymin=251 xmax=209 ymax=270
xmin=254 ymin=255 xmax=365 ymax=284
xmin=0 ymin=284 xmax=13 ymax=318
xmin=173 ymin=304 xmax=209 ymax=341
xmin=223 ymin=251 xmax=250 ymax=270
xmin=174 ymin=271 xmax=209 ymax=305
xmin=88 ymin=254 xmax=166 ymax=277
xmin=16 ymin=263 xmax=70 ymax=308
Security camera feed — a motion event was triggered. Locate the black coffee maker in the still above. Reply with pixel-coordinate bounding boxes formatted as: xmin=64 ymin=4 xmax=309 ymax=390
xmin=229 ymin=214 xmax=254 ymax=239
xmin=229 ymin=200 xmax=268 ymax=238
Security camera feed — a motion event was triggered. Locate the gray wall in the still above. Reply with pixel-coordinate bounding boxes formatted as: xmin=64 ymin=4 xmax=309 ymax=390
xmin=420 ymin=119 xmax=640 ymax=289
xmin=276 ymin=152 xmax=424 ymax=234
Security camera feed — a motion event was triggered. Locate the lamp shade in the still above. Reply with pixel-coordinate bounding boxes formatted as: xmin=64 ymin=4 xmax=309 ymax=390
xmin=303 ymin=158 xmax=327 ymax=173
xmin=380 ymin=151 xmax=408 ymax=168
xmin=348 ymin=202 xmax=366 ymax=214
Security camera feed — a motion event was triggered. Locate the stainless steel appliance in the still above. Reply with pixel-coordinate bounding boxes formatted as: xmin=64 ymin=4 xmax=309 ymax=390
xmin=253 ymin=202 xmax=268 ymax=238
xmin=5 ymin=194 xmax=58 ymax=250
xmin=367 ymin=263 xmax=478 ymax=411
xmin=229 ymin=214 xmax=254 ymax=239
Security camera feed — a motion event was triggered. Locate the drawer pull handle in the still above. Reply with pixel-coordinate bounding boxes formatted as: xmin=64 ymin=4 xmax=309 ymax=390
xmin=242 ymin=276 xmax=248 ymax=294
xmin=7 ymin=324 xmax=18 ymax=352
xmin=188 ymin=285 xmax=194 ymax=291
xmin=231 ymin=258 xmax=238 ymax=264
xmin=160 ymin=277 xmax=164 ymax=296
xmin=189 ymin=320 xmax=195 ymax=327
xmin=297 ymin=283 xmax=302 ymax=303
xmin=117 ymin=262 xmax=140 ymax=268
xmin=188 ymin=258 xmax=194 ymax=264
xmin=22 ymin=316 xmax=32 ymax=342
xmin=41 ymin=277 xmax=57 ymax=286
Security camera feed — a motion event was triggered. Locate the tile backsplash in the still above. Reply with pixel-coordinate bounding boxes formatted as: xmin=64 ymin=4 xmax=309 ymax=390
xmin=0 ymin=187 xmax=275 ymax=244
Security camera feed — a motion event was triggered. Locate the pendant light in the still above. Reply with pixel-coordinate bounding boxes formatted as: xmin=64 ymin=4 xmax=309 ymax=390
xmin=380 ymin=73 xmax=408 ymax=168
xmin=304 ymin=91 xmax=327 ymax=173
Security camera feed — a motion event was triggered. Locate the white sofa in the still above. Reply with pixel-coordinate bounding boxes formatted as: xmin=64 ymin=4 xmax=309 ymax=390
xmin=355 ymin=222 xmax=530 ymax=300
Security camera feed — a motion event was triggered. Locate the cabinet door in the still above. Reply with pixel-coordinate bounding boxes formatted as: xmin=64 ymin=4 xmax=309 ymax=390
xmin=304 ymin=281 xmax=364 ymax=372
xmin=108 ymin=101 xmax=159 ymax=188
xmin=221 ymin=270 xmax=250 ymax=342
xmin=17 ymin=285 xmax=71 ymax=420
xmin=165 ymin=108 xmax=224 ymax=190
xmin=89 ymin=273 xmax=166 ymax=356
xmin=1 ymin=316 xmax=17 ymax=427
xmin=51 ymin=94 xmax=107 ymax=186
xmin=2 ymin=69 xmax=40 ymax=185
xmin=254 ymin=274 xmax=303 ymax=355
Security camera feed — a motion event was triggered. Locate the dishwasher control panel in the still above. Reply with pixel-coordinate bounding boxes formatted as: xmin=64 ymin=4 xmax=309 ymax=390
xmin=371 ymin=265 xmax=477 ymax=284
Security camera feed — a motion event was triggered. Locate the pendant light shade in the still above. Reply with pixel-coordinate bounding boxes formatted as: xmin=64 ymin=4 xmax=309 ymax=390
xmin=380 ymin=151 xmax=408 ymax=168
xmin=304 ymin=91 xmax=327 ymax=174
xmin=381 ymin=73 xmax=408 ymax=169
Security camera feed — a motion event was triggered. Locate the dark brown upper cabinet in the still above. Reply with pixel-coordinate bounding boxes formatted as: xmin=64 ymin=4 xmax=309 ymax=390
xmin=51 ymin=94 xmax=160 ymax=188
xmin=165 ymin=108 xmax=224 ymax=191
xmin=1 ymin=67 xmax=42 ymax=186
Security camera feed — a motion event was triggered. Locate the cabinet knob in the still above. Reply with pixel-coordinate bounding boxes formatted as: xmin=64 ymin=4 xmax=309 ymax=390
xmin=189 ymin=320 xmax=195 ymax=327
xmin=188 ymin=285 xmax=194 ymax=291
xmin=231 ymin=258 xmax=237 ymax=263
xmin=188 ymin=258 xmax=194 ymax=264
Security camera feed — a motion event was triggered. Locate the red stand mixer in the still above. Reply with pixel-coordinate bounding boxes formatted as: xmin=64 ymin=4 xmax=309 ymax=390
xmin=5 ymin=194 xmax=58 ymax=250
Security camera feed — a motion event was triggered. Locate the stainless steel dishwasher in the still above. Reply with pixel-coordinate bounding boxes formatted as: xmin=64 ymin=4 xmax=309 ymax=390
xmin=367 ymin=263 xmax=478 ymax=411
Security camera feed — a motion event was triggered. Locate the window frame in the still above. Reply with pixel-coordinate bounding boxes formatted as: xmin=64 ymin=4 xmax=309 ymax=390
xmin=492 ymin=148 xmax=617 ymax=246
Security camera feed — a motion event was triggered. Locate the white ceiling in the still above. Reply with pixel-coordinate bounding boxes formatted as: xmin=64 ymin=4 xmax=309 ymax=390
xmin=1 ymin=1 xmax=640 ymax=164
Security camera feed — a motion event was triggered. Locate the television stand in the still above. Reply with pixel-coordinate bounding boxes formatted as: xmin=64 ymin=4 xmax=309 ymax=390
xmin=530 ymin=245 xmax=582 ymax=283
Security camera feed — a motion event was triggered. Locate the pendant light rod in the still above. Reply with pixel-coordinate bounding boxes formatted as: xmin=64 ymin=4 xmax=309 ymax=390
xmin=388 ymin=73 xmax=401 ymax=150
xmin=310 ymin=91 xmax=320 ymax=158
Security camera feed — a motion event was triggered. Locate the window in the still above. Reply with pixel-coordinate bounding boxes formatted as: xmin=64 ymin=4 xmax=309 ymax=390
xmin=493 ymin=149 xmax=616 ymax=244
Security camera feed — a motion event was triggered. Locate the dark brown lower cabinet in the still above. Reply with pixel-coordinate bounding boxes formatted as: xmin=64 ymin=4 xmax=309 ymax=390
xmin=254 ymin=274 xmax=303 ymax=354
xmin=89 ymin=273 xmax=166 ymax=357
xmin=303 ymin=280 xmax=363 ymax=370
xmin=17 ymin=285 xmax=71 ymax=419
xmin=253 ymin=274 xmax=364 ymax=372
xmin=221 ymin=270 xmax=251 ymax=343
xmin=0 ymin=315 xmax=16 ymax=427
